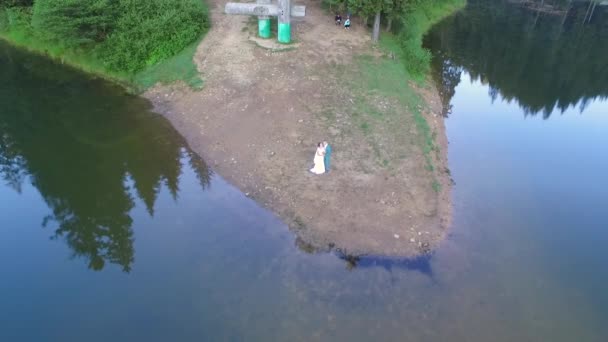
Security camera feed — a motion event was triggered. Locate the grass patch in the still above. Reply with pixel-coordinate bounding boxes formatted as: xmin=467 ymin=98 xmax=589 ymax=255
xmin=397 ymin=0 xmax=466 ymax=79
xmin=320 ymin=109 xmax=335 ymax=121
xmin=132 ymin=38 xmax=204 ymax=91
xmin=0 ymin=29 xmax=129 ymax=84
xmin=294 ymin=216 xmax=306 ymax=230
xmin=432 ymin=180 xmax=442 ymax=193
xmin=360 ymin=121 xmax=371 ymax=135
xmin=336 ymin=33 xmax=446 ymax=183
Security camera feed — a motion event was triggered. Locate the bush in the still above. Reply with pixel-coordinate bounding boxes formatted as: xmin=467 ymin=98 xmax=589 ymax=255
xmin=2 ymin=5 xmax=32 ymax=32
xmin=31 ymin=0 xmax=117 ymax=49
xmin=98 ymin=0 xmax=209 ymax=72
xmin=400 ymin=38 xmax=431 ymax=76
xmin=0 ymin=9 xmax=8 ymax=31
xmin=2 ymin=0 xmax=209 ymax=75
xmin=1 ymin=0 xmax=35 ymax=6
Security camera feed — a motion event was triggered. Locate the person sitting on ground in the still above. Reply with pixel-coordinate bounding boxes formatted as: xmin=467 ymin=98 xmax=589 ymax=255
xmin=335 ymin=14 xmax=342 ymax=26
xmin=344 ymin=17 xmax=351 ymax=30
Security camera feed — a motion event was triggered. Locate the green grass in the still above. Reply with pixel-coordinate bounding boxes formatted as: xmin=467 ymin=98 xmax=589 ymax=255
xmin=1 ymin=28 xmax=126 ymax=79
xmin=132 ymin=38 xmax=204 ymax=91
xmin=360 ymin=121 xmax=371 ymax=135
xmin=394 ymin=0 xmax=466 ymax=79
xmin=432 ymin=180 xmax=442 ymax=193
xmin=338 ymin=33 xmax=445 ymax=186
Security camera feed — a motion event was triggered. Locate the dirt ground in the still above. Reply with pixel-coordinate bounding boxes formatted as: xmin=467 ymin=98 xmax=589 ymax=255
xmin=145 ymin=0 xmax=451 ymax=257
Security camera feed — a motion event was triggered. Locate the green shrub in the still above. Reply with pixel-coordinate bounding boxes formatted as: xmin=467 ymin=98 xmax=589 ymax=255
xmin=2 ymin=1 xmax=35 ymax=6
xmin=400 ymin=36 xmax=431 ymax=76
xmin=0 ymin=0 xmax=210 ymax=90
xmin=2 ymin=6 xmax=33 ymax=32
xmin=2 ymin=0 xmax=209 ymax=75
xmin=31 ymin=0 xmax=117 ymax=49
xmin=0 ymin=8 xmax=8 ymax=31
xmin=99 ymin=0 xmax=209 ymax=72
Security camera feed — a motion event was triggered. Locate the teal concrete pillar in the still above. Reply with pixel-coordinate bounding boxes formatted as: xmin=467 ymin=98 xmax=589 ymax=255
xmin=258 ymin=17 xmax=271 ymax=38
xmin=278 ymin=0 xmax=291 ymax=44
xmin=278 ymin=23 xmax=291 ymax=43
xmin=258 ymin=0 xmax=271 ymax=39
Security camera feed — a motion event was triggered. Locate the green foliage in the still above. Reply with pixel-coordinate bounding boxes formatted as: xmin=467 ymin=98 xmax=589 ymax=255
xmin=99 ymin=0 xmax=209 ymax=72
xmin=0 ymin=7 xmax=8 ymax=30
xmin=432 ymin=180 xmax=441 ymax=192
xmin=400 ymin=36 xmax=431 ymax=76
xmin=0 ymin=0 xmax=209 ymax=87
xmin=398 ymin=0 xmax=465 ymax=78
xmin=1 ymin=0 xmax=35 ymax=6
xmin=1 ymin=5 xmax=32 ymax=32
xmin=31 ymin=0 xmax=117 ymax=49
xmin=132 ymin=38 xmax=203 ymax=91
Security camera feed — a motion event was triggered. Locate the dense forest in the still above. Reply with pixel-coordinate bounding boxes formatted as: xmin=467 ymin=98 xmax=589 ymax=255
xmin=0 ymin=0 xmax=209 ymax=75
xmin=0 ymin=42 xmax=211 ymax=272
xmin=426 ymin=0 xmax=608 ymax=117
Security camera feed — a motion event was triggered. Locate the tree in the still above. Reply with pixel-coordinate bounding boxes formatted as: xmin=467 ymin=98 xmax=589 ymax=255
xmin=31 ymin=0 xmax=118 ymax=48
xmin=385 ymin=0 xmax=407 ymax=32
xmin=0 ymin=0 xmax=35 ymax=7
xmin=344 ymin=0 xmax=411 ymax=43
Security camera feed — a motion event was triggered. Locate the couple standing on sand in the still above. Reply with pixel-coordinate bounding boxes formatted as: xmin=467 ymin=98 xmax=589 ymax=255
xmin=310 ymin=141 xmax=332 ymax=175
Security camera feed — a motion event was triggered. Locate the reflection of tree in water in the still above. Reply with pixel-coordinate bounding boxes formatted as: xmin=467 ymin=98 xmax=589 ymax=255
xmin=0 ymin=42 xmax=211 ymax=272
xmin=425 ymin=0 xmax=608 ymax=117
xmin=431 ymin=55 xmax=463 ymax=117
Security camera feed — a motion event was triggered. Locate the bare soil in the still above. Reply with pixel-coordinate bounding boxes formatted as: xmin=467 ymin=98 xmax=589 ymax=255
xmin=145 ymin=0 xmax=451 ymax=257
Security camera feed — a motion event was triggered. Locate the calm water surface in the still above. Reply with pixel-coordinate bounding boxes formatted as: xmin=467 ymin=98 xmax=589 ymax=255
xmin=1 ymin=1 xmax=608 ymax=341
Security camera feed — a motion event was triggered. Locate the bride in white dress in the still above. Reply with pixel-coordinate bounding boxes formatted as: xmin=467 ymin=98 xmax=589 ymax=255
xmin=310 ymin=142 xmax=326 ymax=174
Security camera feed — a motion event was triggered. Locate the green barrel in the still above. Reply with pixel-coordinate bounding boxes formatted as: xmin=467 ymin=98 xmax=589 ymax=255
xmin=278 ymin=23 xmax=291 ymax=44
xmin=258 ymin=18 xmax=271 ymax=39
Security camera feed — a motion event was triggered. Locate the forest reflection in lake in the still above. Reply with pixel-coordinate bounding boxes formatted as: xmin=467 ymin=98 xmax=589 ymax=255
xmin=0 ymin=41 xmax=211 ymax=272
xmin=425 ymin=0 xmax=608 ymax=117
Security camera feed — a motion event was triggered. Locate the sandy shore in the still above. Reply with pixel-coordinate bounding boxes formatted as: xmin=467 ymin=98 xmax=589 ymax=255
xmin=145 ymin=0 xmax=452 ymax=257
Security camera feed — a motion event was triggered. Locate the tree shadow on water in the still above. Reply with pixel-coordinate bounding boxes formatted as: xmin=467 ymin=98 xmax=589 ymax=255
xmin=337 ymin=252 xmax=435 ymax=279
xmin=295 ymin=237 xmax=435 ymax=279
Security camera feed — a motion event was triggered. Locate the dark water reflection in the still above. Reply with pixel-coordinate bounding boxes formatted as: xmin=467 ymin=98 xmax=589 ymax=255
xmin=334 ymin=251 xmax=434 ymax=276
xmin=425 ymin=0 xmax=608 ymax=117
xmin=0 ymin=42 xmax=211 ymax=272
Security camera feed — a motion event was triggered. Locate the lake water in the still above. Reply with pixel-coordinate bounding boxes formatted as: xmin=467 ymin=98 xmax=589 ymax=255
xmin=1 ymin=1 xmax=607 ymax=341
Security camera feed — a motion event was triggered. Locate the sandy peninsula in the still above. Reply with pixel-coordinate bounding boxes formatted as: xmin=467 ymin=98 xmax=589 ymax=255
xmin=145 ymin=0 xmax=452 ymax=257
